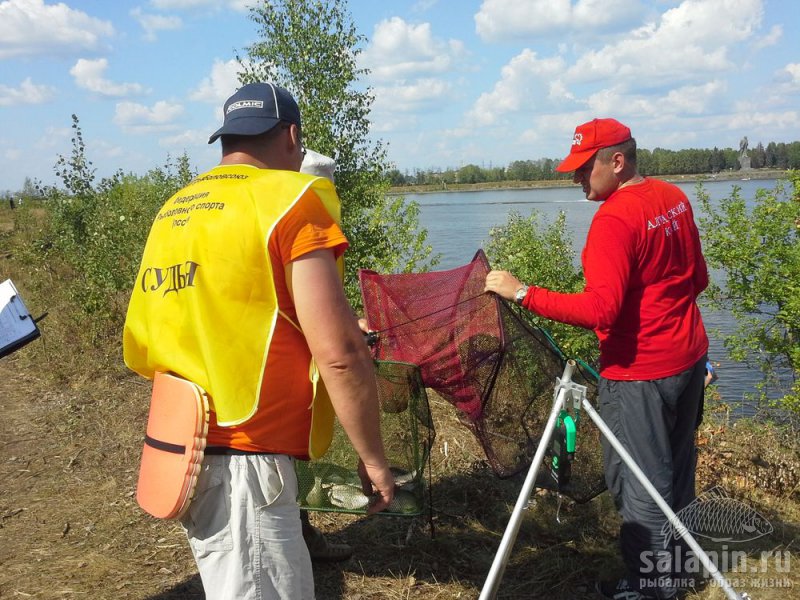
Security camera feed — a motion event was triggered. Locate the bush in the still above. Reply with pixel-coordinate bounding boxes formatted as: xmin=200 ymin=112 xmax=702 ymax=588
xmin=697 ymin=171 xmax=800 ymax=415
xmin=485 ymin=210 xmax=598 ymax=364
xmin=12 ymin=116 xmax=194 ymax=365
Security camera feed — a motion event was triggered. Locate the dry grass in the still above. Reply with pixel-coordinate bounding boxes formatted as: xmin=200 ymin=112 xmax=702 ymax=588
xmin=1 ymin=207 xmax=797 ymax=599
xmin=0 ymin=205 xmax=14 ymax=240
xmin=2 ymin=352 xmax=797 ymax=600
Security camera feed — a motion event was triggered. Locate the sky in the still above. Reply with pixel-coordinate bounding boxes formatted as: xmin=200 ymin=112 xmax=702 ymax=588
xmin=1 ymin=0 xmax=798 ymax=191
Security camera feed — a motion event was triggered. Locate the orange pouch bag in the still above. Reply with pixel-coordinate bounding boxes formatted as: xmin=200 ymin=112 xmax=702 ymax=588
xmin=136 ymin=372 xmax=209 ymax=519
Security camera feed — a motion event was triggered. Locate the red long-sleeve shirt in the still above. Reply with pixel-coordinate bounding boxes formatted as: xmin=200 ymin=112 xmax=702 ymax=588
xmin=522 ymin=178 xmax=709 ymax=380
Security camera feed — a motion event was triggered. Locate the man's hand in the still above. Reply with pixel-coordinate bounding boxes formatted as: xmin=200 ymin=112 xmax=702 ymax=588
xmin=357 ymin=458 xmax=395 ymax=514
xmin=356 ymin=316 xmax=378 ymax=346
xmin=356 ymin=316 xmax=369 ymax=333
xmin=484 ymin=270 xmax=524 ymax=301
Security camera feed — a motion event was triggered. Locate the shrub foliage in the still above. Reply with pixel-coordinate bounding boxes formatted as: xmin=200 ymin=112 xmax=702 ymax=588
xmin=10 ymin=115 xmax=194 ymax=371
xmin=697 ymin=171 xmax=800 ymax=414
xmin=485 ymin=210 xmax=598 ymax=364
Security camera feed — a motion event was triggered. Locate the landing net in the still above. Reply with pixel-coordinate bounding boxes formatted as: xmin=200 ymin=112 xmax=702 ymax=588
xmin=359 ymin=250 xmax=606 ymax=504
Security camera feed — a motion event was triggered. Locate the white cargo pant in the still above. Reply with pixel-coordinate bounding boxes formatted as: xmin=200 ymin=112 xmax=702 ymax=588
xmin=180 ymin=453 xmax=314 ymax=600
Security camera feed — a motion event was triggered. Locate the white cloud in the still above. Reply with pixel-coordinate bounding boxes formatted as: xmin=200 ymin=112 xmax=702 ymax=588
xmin=466 ymin=49 xmax=567 ymax=125
xmin=159 ymin=129 xmax=208 ymax=149
xmin=34 ymin=125 xmax=70 ymax=150
xmin=586 ymin=80 xmax=726 ymax=118
xmin=131 ymin=7 xmax=182 ymax=42
xmin=663 ymin=81 xmax=727 ymax=115
xmin=373 ymin=78 xmax=452 ymax=114
xmin=783 ymin=63 xmax=800 ymax=86
xmin=567 ymin=0 xmax=764 ymax=86
xmin=362 ymin=17 xmax=466 ymax=81
xmin=189 ymin=59 xmax=242 ymax=103
xmin=70 ymin=59 xmax=147 ymax=97
xmin=658 ymin=0 xmax=762 ymax=45
xmin=4 ymin=148 xmax=22 ymax=161
xmin=0 ymin=77 xmax=55 ymax=106
xmin=724 ymin=109 xmax=800 ymax=132
xmin=753 ymin=23 xmax=782 ymax=49
xmin=475 ymin=0 xmax=570 ymax=40
xmin=548 ymin=80 xmax=576 ymax=103
xmin=474 ymin=0 xmax=642 ymax=41
xmin=0 ymin=0 xmax=114 ymax=59
xmin=114 ymin=100 xmax=184 ymax=133
xmin=516 ymin=113 xmax=589 ymax=158
xmin=757 ymin=62 xmax=800 ymax=106
xmin=369 ymin=115 xmax=411 ymax=134
xmin=148 ymin=0 xmax=252 ymax=11
xmin=411 ymin=0 xmax=439 ymax=12
xmin=93 ymin=139 xmax=124 ymax=158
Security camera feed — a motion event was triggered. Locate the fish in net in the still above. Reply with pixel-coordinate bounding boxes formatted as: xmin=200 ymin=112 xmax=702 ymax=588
xmin=359 ymin=249 xmax=606 ymax=504
xmin=296 ymin=360 xmax=435 ymax=516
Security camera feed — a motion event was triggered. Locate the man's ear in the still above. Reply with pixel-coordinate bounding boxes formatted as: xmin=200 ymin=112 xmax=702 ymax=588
xmin=288 ymin=124 xmax=302 ymax=153
xmin=612 ymin=150 xmax=626 ymax=174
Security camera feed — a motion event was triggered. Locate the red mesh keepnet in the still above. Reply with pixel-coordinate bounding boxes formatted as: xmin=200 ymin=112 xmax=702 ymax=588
xmin=359 ymin=250 xmax=606 ymax=503
xmin=360 ymin=250 xmax=500 ymax=421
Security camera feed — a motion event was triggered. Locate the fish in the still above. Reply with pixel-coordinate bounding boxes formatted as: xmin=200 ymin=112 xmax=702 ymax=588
xmin=391 ymin=467 xmax=418 ymax=488
xmin=327 ymin=471 xmax=423 ymax=513
xmin=305 ymin=476 xmax=326 ymax=507
xmin=385 ymin=489 xmax=421 ymax=514
xmin=328 ymin=484 xmax=370 ymax=510
xmin=661 ymin=486 xmax=773 ymax=548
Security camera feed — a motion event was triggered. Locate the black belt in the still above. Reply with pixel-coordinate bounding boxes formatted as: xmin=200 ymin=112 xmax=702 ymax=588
xmin=204 ymin=446 xmax=270 ymax=456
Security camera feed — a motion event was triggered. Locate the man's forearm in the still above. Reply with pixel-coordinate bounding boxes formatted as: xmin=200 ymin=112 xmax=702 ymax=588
xmin=316 ymin=346 xmax=387 ymax=467
xmin=291 ymin=249 xmax=387 ymax=467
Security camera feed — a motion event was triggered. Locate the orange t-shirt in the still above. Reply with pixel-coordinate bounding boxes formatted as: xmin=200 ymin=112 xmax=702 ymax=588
xmin=205 ymin=188 xmax=348 ymax=457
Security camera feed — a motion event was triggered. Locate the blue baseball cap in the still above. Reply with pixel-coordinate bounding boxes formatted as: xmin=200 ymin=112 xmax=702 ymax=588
xmin=208 ymin=82 xmax=301 ymax=144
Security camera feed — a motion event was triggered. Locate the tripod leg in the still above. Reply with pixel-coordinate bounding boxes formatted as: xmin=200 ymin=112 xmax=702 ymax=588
xmin=479 ymin=361 xmax=577 ymax=600
xmin=581 ymin=397 xmax=747 ymax=600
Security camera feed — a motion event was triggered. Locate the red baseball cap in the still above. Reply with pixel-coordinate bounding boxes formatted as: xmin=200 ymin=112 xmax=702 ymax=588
xmin=555 ymin=118 xmax=632 ymax=172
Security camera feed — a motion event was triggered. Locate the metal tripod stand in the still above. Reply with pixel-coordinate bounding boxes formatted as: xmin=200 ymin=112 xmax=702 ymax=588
xmin=479 ymin=360 xmax=750 ymax=600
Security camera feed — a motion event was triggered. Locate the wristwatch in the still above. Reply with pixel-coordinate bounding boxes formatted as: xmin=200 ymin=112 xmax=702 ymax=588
xmin=514 ymin=285 xmax=529 ymax=305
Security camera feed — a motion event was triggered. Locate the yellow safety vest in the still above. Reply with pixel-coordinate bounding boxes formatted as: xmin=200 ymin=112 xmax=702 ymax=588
xmin=123 ymin=164 xmax=342 ymax=458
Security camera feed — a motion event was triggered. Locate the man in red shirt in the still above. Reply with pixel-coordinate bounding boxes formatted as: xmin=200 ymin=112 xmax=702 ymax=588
xmin=485 ymin=118 xmax=708 ymax=600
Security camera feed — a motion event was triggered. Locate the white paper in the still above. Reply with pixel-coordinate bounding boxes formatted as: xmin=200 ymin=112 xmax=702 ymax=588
xmin=0 ymin=279 xmax=39 ymax=355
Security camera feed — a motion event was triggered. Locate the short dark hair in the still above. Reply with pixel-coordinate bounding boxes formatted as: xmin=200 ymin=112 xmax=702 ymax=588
xmin=597 ymin=137 xmax=637 ymax=167
xmin=220 ymin=121 xmax=297 ymax=154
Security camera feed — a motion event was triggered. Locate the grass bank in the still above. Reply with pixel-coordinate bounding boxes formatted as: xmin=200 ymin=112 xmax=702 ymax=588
xmin=389 ymin=169 xmax=787 ymax=196
xmin=1 ymin=199 xmax=797 ymax=600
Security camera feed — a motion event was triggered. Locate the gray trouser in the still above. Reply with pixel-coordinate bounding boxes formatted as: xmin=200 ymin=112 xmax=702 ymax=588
xmin=599 ymin=356 xmax=706 ymax=599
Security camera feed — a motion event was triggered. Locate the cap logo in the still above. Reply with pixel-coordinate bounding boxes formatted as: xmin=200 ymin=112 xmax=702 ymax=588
xmin=572 ymin=132 xmax=583 ymax=146
xmin=226 ymin=100 xmax=264 ymax=114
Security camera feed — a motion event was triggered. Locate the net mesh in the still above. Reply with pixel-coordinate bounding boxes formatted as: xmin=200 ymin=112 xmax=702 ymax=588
xmin=359 ymin=250 xmax=606 ymax=504
xmin=297 ymin=360 xmax=434 ymax=516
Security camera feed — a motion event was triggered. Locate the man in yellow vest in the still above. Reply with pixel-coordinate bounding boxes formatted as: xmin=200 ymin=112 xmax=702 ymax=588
xmin=123 ymin=82 xmax=394 ymax=599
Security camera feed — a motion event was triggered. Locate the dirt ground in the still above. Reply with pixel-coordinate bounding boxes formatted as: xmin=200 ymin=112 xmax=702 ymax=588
xmin=1 ymin=349 xmax=798 ymax=599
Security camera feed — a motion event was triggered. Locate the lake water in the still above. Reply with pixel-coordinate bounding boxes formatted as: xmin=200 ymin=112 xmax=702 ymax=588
xmin=405 ymin=178 xmax=783 ymax=414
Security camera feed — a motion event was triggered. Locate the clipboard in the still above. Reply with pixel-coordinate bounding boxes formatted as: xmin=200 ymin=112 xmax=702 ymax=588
xmin=0 ymin=279 xmax=41 ymax=359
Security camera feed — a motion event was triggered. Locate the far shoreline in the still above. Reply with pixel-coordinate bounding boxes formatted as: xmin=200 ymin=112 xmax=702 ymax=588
xmin=388 ymin=168 xmax=786 ymax=196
